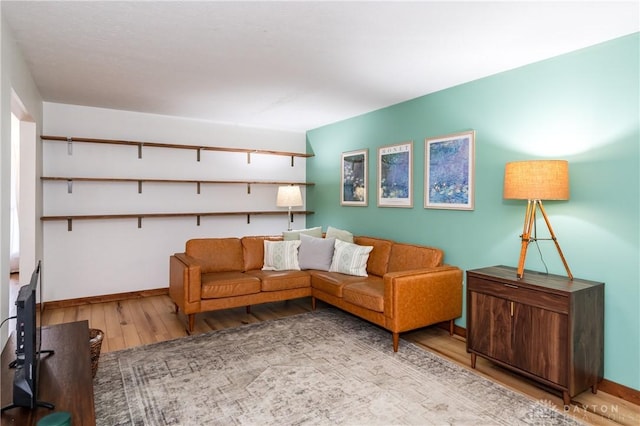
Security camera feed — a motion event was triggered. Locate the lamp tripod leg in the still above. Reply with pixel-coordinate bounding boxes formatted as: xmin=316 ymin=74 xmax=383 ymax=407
xmin=516 ymin=200 xmax=536 ymax=279
xmin=537 ymin=201 xmax=573 ymax=280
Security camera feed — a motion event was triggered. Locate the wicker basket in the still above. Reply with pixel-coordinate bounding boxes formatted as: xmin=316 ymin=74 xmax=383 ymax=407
xmin=89 ymin=328 xmax=104 ymax=378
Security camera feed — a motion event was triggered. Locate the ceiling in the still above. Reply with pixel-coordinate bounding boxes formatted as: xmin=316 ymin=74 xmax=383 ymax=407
xmin=2 ymin=1 xmax=638 ymax=132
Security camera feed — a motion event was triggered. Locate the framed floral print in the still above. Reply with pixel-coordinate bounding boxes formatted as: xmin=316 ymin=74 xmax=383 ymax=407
xmin=341 ymin=149 xmax=368 ymax=206
xmin=377 ymin=141 xmax=413 ymax=208
xmin=424 ymin=130 xmax=475 ymax=210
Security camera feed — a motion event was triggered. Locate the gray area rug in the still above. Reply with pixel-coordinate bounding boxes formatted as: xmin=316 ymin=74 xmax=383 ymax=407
xmin=94 ymin=308 xmax=582 ymax=425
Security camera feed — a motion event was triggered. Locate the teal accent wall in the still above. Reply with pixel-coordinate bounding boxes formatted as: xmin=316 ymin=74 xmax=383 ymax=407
xmin=306 ymin=33 xmax=639 ymax=390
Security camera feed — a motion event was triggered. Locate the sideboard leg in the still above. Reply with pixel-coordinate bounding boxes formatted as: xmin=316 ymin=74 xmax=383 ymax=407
xmin=449 ymin=319 xmax=454 ymax=336
xmin=311 ymin=297 xmax=316 ymax=311
xmin=471 ymin=353 xmax=477 ymax=369
xmin=562 ymin=391 xmax=571 ymax=407
xmin=392 ymin=332 xmax=399 ymax=352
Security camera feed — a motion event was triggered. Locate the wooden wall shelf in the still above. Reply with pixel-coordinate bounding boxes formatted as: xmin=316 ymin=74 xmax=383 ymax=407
xmin=41 ymin=211 xmax=314 ymax=231
xmin=42 ymin=135 xmax=313 ymax=231
xmin=41 ymin=135 xmax=314 ymax=165
xmin=41 ymin=176 xmax=314 ymax=194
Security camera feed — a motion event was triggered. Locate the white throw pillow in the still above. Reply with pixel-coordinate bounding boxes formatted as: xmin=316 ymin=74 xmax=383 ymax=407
xmin=262 ymin=240 xmax=301 ymax=271
xmin=282 ymin=226 xmax=323 ymax=241
xmin=325 ymin=226 xmax=354 ymax=243
xmin=329 ymin=239 xmax=373 ymax=277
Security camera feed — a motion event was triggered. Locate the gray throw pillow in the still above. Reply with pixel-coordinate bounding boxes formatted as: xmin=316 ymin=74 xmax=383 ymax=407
xmin=298 ymin=234 xmax=335 ymax=271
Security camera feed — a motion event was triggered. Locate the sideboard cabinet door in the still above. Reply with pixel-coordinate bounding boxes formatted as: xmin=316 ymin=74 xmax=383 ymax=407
xmin=511 ymin=302 xmax=568 ymax=386
xmin=467 ymin=291 xmax=513 ymax=364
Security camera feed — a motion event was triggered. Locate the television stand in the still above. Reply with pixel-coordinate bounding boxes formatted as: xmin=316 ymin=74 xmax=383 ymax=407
xmin=7 ymin=350 xmax=55 ymax=369
xmin=1 ymin=399 xmax=54 ymax=413
xmin=1 ymin=321 xmax=95 ymax=425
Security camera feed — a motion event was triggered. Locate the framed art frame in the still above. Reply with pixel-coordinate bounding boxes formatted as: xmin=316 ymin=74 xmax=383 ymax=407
xmin=341 ymin=149 xmax=368 ymax=206
xmin=424 ymin=130 xmax=475 ymax=210
xmin=377 ymin=141 xmax=413 ymax=208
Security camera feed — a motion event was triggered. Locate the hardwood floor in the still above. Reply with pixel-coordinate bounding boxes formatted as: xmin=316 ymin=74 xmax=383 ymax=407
xmin=30 ymin=288 xmax=638 ymax=425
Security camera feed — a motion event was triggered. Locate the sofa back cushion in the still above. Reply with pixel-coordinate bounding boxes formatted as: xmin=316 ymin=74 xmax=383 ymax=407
xmin=185 ymin=238 xmax=244 ymax=273
xmin=353 ymin=236 xmax=393 ymax=277
xmin=387 ymin=243 xmax=443 ymax=272
xmin=241 ymin=236 xmax=283 ymax=271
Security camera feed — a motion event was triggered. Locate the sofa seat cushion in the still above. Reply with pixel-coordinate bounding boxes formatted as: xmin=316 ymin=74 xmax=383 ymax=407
xmin=342 ymin=279 xmax=385 ymax=312
xmin=247 ymin=270 xmax=311 ymax=292
xmin=201 ymin=272 xmax=261 ymax=299
xmin=310 ymin=271 xmax=365 ymax=297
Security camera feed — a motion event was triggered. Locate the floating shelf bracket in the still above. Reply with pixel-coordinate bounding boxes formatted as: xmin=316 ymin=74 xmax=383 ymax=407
xmin=67 ymin=137 xmax=73 ymax=155
xmin=67 ymin=180 xmax=73 ymax=194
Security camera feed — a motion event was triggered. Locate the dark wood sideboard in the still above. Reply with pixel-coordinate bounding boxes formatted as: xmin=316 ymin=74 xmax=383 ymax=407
xmin=1 ymin=320 xmax=96 ymax=425
xmin=466 ymin=265 xmax=604 ymax=406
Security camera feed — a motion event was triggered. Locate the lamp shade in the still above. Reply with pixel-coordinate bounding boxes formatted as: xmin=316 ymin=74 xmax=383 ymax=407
xmin=276 ymin=185 xmax=303 ymax=207
xmin=503 ymin=160 xmax=569 ymax=200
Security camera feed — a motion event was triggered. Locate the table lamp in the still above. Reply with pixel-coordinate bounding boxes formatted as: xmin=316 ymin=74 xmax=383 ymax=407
xmin=503 ymin=160 xmax=573 ymax=280
xmin=276 ymin=185 xmax=303 ymax=231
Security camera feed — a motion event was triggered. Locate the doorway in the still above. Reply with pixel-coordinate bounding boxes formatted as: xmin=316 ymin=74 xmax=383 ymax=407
xmin=9 ymin=92 xmax=37 ymax=308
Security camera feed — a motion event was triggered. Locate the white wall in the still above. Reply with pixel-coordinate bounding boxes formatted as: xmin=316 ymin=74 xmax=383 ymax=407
xmin=42 ymin=103 xmax=308 ymax=302
xmin=1 ymin=15 xmax=44 ymax=347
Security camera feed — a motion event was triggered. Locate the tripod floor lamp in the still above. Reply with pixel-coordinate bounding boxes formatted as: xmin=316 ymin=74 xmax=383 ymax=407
xmin=503 ymin=160 xmax=573 ymax=280
xmin=276 ymin=185 xmax=303 ymax=231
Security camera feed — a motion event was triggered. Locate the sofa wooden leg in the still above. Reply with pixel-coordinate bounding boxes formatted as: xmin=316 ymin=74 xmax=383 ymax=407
xmin=246 ymin=305 xmax=251 ymax=314
xmin=187 ymin=314 xmax=195 ymax=334
xmin=449 ymin=319 xmax=454 ymax=336
xmin=311 ymin=297 xmax=316 ymax=311
xmin=392 ymin=332 xmax=399 ymax=352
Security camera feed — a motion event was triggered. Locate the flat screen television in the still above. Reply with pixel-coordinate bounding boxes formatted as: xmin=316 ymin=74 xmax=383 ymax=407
xmin=1 ymin=260 xmax=54 ymax=413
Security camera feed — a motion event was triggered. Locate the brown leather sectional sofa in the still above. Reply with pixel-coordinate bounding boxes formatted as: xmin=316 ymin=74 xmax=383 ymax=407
xmin=169 ymin=235 xmax=463 ymax=351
